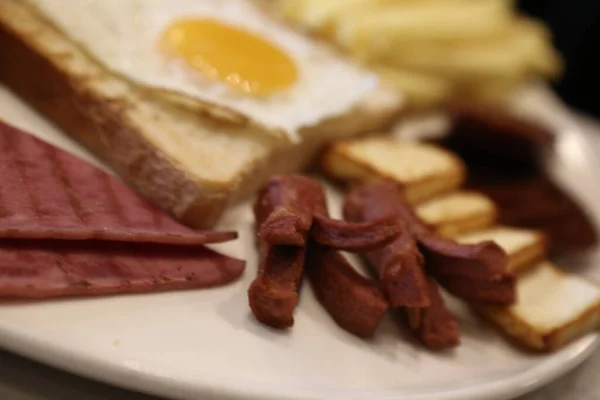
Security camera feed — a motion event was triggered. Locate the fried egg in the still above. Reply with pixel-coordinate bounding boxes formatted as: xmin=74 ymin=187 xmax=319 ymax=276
xmin=29 ymin=0 xmax=379 ymax=139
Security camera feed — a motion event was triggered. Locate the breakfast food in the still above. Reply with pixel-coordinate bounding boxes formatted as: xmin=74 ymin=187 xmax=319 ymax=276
xmin=249 ymin=175 xmax=321 ymax=328
xmin=321 ymin=139 xmax=466 ymax=204
xmin=321 ymin=134 xmax=600 ymax=351
xmin=24 ymin=0 xmax=382 ymax=138
xmin=413 ymin=277 xmax=462 ymax=351
xmin=0 ymin=121 xmax=244 ymax=299
xmin=345 ymin=182 xmax=515 ymax=304
xmin=0 ymin=0 xmax=597 ymax=386
xmin=0 ymin=0 xmax=596 ymax=369
xmin=305 ymin=243 xmax=389 ymax=338
xmin=0 ymin=122 xmax=236 ymax=245
xmin=344 ymin=183 xmax=459 ymax=350
xmin=417 ymin=192 xmax=599 ymax=351
xmin=251 ymin=242 xmax=306 ymax=328
xmin=0 ymin=0 xmax=403 ymax=229
xmin=307 ymin=185 xmax=395 ymax=337
xmin=440 ymin=104 xmax=598 ymax=253
xmin=446 ymin=102 xmax=555 ymax=168
xmin=344 ymin=186 xmax=429 ymax=310
xmin=250 ymin=175 xmax=397 ymax=334
xmin=416 ymin=191 xmax=498 ymax=237
xmin=344 ymin=180 xmax=600 ymax=351
xmin=455 ymin=227 xmax=547 ymax=274
xmin=470 ymin=176 xmax=598 ymax=254
xmin=273 ymin=0 xmax=562 ymax=108
xmin=0 ymin=241 xmax=245 ymax=299
xmin=476 ymin=262 xmax=600 ymax=351
xmin=310 ymin=213 xmax=399 ymax=252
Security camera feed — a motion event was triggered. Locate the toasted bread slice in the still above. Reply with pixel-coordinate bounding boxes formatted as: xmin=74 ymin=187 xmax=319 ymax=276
xmin=0 ymin=0 xmax=402 ymax=229
xmin=416 ymin=191 xmax=498 ymax=237
xmin=320 ymin=138 xmax=466 ymax=203
xmin=476 ymin=262 xmax=600 ymax=351
xmin=455 ymin=227 xmax=547 ymax=273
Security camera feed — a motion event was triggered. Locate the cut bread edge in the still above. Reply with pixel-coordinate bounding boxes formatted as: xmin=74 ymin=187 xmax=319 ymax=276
xmin=320 ymin=138 xmax=466 ymax=204
xmin=0 ymin=0 xmax=403 ymax=228
xmin=416 ymin=191 xmax=498 ymax=237
xmin=475 ymin=262 xmax=600 ymax=351
xmin=454 ymin=226 xmax=548 ymax=274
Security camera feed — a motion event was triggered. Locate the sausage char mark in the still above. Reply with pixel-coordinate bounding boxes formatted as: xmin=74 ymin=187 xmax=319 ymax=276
xmin=347 ymin=182 xmax=515 ymax=305
xmin=250 ymin=175 xmax=396 ymax=335
xmin=345 ymin=183 xmax=460 ymax=349
xmin=249 ymin=175 xmax=321 ymax=328
xmin=306 ymin=243 xmax=389 ymax=338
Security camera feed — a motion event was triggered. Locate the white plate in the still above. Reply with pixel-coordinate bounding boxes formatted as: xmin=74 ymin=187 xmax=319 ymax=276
xmin=1 ymin=83 xmax=599 ymax=400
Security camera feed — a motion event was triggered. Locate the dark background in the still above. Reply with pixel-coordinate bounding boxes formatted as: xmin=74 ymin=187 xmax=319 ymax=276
xmin=519 ymin=0 xmax=600 ymax=117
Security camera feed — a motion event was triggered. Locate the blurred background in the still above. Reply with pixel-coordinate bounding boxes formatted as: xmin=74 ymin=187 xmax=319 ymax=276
xmin=519 ymin=0 xmax=600 ymax=117
xmin=272 ymin=0 xmax=600 ymax=253
xmin=277 ymin=0 xmax=599 ymax=117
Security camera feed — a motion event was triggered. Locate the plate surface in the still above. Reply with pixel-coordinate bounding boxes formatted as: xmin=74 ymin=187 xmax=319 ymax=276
xmin=0 ymin=84 xmax=599 ymax=400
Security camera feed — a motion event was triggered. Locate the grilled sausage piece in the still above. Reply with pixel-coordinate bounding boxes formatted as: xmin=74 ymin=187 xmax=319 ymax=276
xmin=345 ymin=184 xmax=460 ymax=350
xmin=346 ymin=182 xmax=515 ymax=305
xmin=250 ymin=175 xmax=398 ymax=330
xmin=249 ymin=175 xmax=322 ymax=328
xmin=306 ymin=242 xmax=389 ymax=338
xmin=404 ymin=278 xmax=460 ymax=350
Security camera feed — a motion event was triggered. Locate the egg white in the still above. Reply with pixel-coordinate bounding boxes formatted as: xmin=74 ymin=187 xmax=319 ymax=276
xmin=29 ymin=0 xmax=378 ymax=138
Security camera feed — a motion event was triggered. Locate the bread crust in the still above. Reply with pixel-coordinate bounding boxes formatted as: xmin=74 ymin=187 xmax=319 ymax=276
xmin=320 ymin=139 xmax=466 ymax=204
xmin=475 ymin=264 xmax=600 ymax=351
xmin=0 ymin=0 xmax=402 ymax=228
xmin=416 ymin=191 xmax=499 ymax=237
xmin=0 ymin=1 xmax=235 ymax=227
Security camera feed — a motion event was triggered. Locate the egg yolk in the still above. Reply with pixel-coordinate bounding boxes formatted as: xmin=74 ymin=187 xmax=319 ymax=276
xmin=160 ymin=19 xmax=298 ymax=96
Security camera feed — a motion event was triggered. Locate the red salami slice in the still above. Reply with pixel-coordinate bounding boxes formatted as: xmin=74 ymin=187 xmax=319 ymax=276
xmin=0 ymin=239 xmax=244 ymax=299
xmin=0 ymin=121 xmax=245 ymax=299
xmin=0 ymin=122 xmax=236 ymax=245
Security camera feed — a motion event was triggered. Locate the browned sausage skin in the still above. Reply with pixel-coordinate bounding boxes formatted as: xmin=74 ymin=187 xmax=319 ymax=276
xmin=305 ymin=243 xmax=389 ymax=338
xmin=344 ymin=184 xmax=430 ymax=309
xmin=306 ymin=185 xmax=392 ymax=338
xmin=345 ymin=183 xmax=459 ymax=349
xmin=249 ymin=175 xmax=321 ymax=328
xmin=346 ymin=182 xmax=515 ymax=305
xmin=254 ymin=175 xmax=322 ymax=247
xmin=311 ymin=213 xmax=400 ymax=252
xmin=250 ymin=175 xmax=395 ymax=335
xmin=405 ymin=278 xmax=460 ymax=350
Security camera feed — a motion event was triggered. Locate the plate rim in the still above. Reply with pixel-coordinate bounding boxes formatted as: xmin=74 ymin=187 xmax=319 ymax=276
xmin=0 ymin=317 xmax=597 ymax=400
xmin=1 ymin=83 xmax=599 ymax=400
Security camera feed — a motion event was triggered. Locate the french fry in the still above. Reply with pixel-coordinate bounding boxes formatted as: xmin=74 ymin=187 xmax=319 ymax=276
xmin=459 ymin=74 xmax=527 ymax=103
xmin=273 ymin=0 xmax=563 ymax=108
xmin=334 ymin=0 xmax=515 ymax=55
xmin=383 ymin=35 xmax=530 ymax=82
xmin=277 ymin=0 xmax=380 ymax=31
xmin=373 ymin=66 xmax=452 ymax=109
xmin=275 ymin=0 xmax=306 ymax=23
xmin=515 ymin=19 xmax=564 ymax=78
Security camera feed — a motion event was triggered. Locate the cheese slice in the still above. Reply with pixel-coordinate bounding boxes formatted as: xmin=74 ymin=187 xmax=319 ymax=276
xmin=320 ymin=138 xmax=466 ymax=204
xmin=477 ymin=262 xmax=600 ymax=351
xmin=416 ymin=191 xmax=497 ymax=237
xmin=455 ymin=226 xmax=547 ymax=273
